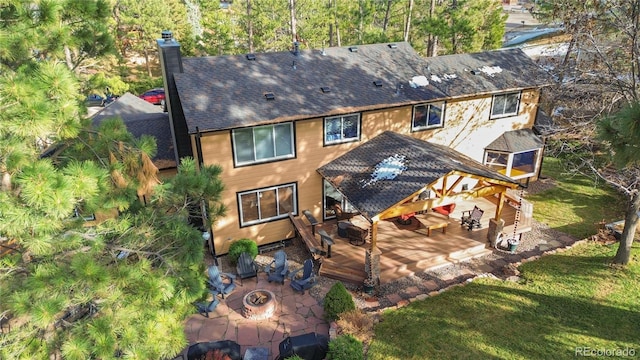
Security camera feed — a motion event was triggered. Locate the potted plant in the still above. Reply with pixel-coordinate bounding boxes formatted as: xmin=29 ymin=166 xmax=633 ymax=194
xmin=363 ymin=278 xmax=375 ymax=295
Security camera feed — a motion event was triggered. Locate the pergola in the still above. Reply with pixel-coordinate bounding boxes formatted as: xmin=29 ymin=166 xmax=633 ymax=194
xmin=317 ymin=131 xmax=521 ymax=282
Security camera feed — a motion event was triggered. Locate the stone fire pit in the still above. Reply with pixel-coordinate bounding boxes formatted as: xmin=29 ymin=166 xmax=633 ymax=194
xmin=241 ymin=290 xmax=276 ymax=320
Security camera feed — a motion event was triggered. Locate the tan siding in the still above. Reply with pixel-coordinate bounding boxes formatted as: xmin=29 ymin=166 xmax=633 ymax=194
xmin=199 ymin=90 xmax=542 ymax=253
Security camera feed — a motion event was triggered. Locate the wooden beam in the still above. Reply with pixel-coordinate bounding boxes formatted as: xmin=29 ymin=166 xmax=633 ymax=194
xmin=495 ymin=191 xmax=505 ymax=220
xmin=371 ymin=221 xmax=378 ymax=250
xmin=449 ymin=170 xmax=519 ymax=188
xmin=444 ymin=176 xmax=463 ymax=197
xmin=377 ymin=184 xmax=509 ymax=220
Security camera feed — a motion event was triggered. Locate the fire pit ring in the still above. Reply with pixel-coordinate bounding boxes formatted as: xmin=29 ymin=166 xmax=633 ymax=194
xmin=241 ymin=290 xmax=276 ymax=320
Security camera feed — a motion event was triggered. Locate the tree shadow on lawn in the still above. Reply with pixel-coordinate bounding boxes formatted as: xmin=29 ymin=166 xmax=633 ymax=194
xmin=528 ymin=176 xmax=625 ymax=239
xmin=371 ymin=277 xmax=640 ymax=359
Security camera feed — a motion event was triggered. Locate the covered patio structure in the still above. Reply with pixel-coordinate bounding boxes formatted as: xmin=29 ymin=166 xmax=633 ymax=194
xmin=314 ymin=131 xmax=532 ymax=285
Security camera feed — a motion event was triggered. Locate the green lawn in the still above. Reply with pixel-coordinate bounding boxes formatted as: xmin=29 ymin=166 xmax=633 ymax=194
xmin=529 ymin=157 xmax=626 ymax=239
xmin=369 ymin=158 xmax=640 ymax=359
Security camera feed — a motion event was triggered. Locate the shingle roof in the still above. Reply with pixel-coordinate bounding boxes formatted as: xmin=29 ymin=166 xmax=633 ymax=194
xmin=91 ymin=93 xmax=176 ymax=169
xmin=317 ymin=131 xmax=517 ymax=220
xmin=485 ymin=129 xmax=544 ymax=153
xmin=174 ymin=43 xmax=552 ymax=134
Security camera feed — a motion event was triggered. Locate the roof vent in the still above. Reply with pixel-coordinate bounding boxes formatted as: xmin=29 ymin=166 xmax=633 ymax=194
xmin=321 ymin=86 xmax=331 ymax=93
xmin=388 ymin=43 xmax=398 ymax=49
xmin=373 ymin=80 xmax=383 ymax=87
xmin=292 ymin=60 xmax=297 ymax=70
xmin=349 ymin=46 xmax=358 ymax=53
xmin=264 ymin=93 xmax=275 ymax=101
xmin=246 ymin=53 xmax=256 ymax=60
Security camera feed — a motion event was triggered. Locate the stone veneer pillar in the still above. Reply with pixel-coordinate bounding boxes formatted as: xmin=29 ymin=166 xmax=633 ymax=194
xmin=488 ymin=218 xmax=505 ymax=247
xmin=365 ymin=246 xmax=382 ymax=284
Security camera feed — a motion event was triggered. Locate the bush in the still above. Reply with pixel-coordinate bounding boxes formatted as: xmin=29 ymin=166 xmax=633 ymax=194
xmin=336 ymin=309 xmax=374 ymax=343
xmin=227 ymin=239 xmax=258 ymax=265
xmin=323 ymin=282 xmax=355 ymax=321
xmin=283 ymin=356 xmax=303 ymax=360
xmin=327 ymin=334 xmax=363 ymax=360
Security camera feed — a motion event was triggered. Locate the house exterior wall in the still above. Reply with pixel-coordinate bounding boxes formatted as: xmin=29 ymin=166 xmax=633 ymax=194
xmin=200 ymin=88 xmax=541 ymax=253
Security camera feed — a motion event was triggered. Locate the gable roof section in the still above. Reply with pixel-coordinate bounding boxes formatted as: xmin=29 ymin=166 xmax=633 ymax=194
xmin=91 ymin=93 xmax=177 ymax=170
xmin=174 ymin=43 xmax=552 ymax=134
xmin=317 ymin=131 xmax=517 ymax=220
xmin=485 ymin=128 xmax=544 ymax=153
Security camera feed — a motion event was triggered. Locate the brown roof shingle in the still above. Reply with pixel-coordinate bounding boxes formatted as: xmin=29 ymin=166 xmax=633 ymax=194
xmin=317 ymin=131 xmax=517 ymax=220
xmin=174 ymin=43 xmax=552 ymax=134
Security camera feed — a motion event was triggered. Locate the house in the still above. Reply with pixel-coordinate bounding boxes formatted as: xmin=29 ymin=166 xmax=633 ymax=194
xmin=91 ymin=92 xmax=178 ymax=177
xmin=156 ymin=31 xmax=551 ymax=282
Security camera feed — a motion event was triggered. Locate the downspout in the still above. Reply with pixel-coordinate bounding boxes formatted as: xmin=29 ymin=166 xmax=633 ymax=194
xmin=195 ymin=127 xmax=218 ymax=265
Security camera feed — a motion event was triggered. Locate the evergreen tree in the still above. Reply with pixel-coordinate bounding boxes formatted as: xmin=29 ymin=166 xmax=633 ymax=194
xmin=0 ymin=2 xmax=226 ymax=357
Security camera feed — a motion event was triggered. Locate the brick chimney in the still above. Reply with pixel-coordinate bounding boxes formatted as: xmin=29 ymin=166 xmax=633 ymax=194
xmin=157 ymin=31 xmax=192 ymax=161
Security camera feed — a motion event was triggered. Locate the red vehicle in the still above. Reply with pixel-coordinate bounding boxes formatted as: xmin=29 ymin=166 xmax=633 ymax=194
xmin=139 ymin=88 xmax=165 ymax=106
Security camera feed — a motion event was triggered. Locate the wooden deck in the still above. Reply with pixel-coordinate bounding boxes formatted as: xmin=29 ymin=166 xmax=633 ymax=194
xmin=312 ymin=196 xmax=531 ymax=285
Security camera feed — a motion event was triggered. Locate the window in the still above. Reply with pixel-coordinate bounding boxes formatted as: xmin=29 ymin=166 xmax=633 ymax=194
xmin=491 ymin=92 xmax=521 ymax=119
xmin=412 ymin=102 xmax=444 ymax=131
xmin=484 ymin=149 xmax=540 ymax=179
xmin=238 ymin=183 xmax=297 ymax=226
xmin=324 ymin=114 xmax=360 ymax=144
xmin=232 ymin=123 xmax=294 ymax=166
xmin=323 ymin=180 xmax=356 ymax=219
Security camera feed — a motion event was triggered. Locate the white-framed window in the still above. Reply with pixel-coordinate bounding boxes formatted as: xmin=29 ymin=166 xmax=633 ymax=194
xmin=412 ymin=102 xmax=445 ymax=131
xmin=238 ymin=183 xmax=297 ymax=226
xmin=324 ymin=113 xmax=360 ymax=144
xmin=232 ymin=123 xmax=294 ymax=166
xmin=484 ymin=149 xmax=540 ymax=179
xmin=491 ymin=92 xmax=521 ymax=119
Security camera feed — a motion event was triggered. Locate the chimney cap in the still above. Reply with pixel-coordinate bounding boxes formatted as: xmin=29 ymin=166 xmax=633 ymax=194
xmin=161 ymin=30 xmax=173 ymax=42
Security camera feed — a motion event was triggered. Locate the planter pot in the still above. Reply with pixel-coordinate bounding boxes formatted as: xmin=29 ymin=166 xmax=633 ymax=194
xmin=363 ymin=283 xmax=374 ymax=295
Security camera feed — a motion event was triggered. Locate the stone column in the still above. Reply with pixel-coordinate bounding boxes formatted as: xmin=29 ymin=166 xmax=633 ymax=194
xmin=488 ymin=218 xmax=505 ymax=247
xmin=366 ymin=246 xmax=382 ymax=284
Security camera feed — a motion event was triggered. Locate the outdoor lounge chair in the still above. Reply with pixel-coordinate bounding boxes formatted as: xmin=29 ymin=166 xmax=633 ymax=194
xmin=265 ymin=250 xmax=290 ymax=284
xmin=207 ymin=265 xmax=236 ymax=299
xmin=333 ymin=204 xmax=359 ymax=221
xmin=346 ymin=224 xmax=368 ymax=246
xmin=461 ymin=205 xmax=484 ymax=231
xmin=289 ymin=259 xmax=317 ymax=294
xmin=195 ymin=298 xmax=220 ymax=318
xmin=236 ymin=252 xmax=259 ymax=285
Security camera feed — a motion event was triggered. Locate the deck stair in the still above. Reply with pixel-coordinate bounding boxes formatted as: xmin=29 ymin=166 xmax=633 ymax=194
xmin=318 ymin=258 xmax=367 ymax=285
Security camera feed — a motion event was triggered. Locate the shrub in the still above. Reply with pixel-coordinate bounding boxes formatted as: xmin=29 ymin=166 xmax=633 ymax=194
xmin=283 ymin=356 xmax=303 ymax=360
xmin=227 ymin=239 xmax=258 ymax=265
xmin=323 ymin=281 xmax=355 ymax=321
xmin=327 ymin=334 xmax=363 ymax=360
xmin=336 ymin=309 xmax=374 ymax=343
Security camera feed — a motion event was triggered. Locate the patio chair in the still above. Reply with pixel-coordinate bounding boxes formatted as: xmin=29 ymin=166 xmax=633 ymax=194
xmin=461 ymin=205 xmax=484 ymax=231
xmin=333 ymin=204 xmax=359 ymax=221
xmin=194 ymin=297 xmax=220 ymax=318
xmin=236 ymin=252 xmax=259 ymax=285
xmin=289 ymin=259 xmax=317 ymax=294
xmin=346 ymin=224 xmax=368 ymax=246
xmin=207 ymin=265 xmax=236 ymax=299
xmin=264 ymin=250 xmax=290 ymax=284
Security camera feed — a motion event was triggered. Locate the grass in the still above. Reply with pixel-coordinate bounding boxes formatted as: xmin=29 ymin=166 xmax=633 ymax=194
xmin=528 ymin=157 xmax=626 ymax=239
xmin=369 ymin=158 xmax=639 ymax=359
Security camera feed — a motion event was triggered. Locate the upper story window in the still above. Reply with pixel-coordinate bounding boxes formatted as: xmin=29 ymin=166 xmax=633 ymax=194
xmin=232 ymin=123 xmax=294 ymax=166
xmin=491 ymin=91 xmax=521 ymax=119
xmin=238 ymin=183 xmax=297 ymax=227
xmin=324 ymin=113 xmax=361 ymax=145
xmin=412 ymin=102 xmax=444 ymax=131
